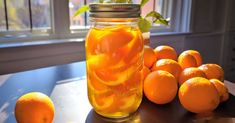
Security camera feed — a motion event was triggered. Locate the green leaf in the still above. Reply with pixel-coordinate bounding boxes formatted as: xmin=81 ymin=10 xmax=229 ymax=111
xmin=115 ymin=0 xmax=130 ymax=3
xmin=99 ymin=0 xmax=104 ymax=3
xmin=145 ymin=11 xmax=169 ymax=25
xmin=138 ymin=17 xmax=151 ymax=33
xmin=127 ymin=0 xmax=133 ymax=3
xmin=73 ymin=5 xmax=90 ymax=17
xmin=146 ymin=11 xmax=163 ymax=19
xmin=140 ymin=0 xmax=149 ymax=7
xmin=154 ymin=18 xmax=169 ymax=25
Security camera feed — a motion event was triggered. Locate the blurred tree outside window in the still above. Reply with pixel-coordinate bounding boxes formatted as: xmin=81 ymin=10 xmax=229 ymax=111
xmin=0 ymin=0 xmax=51 ymax=31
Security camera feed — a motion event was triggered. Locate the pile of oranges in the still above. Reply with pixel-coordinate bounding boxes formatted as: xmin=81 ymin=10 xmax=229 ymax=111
xmin=14 ymin=45 xmax=230 ymax=123
xmin=143 ymin=45 xmax=229 ymax=113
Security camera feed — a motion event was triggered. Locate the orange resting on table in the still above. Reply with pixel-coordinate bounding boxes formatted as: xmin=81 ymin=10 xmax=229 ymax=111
xmin=198 ymin=64 xmax=224 ymax=81
xmin=144 ymin=46 xmax=157 ymax=68
xmin=154 ymin=45 xmax=177 ymax=61
xmin=178 ymin=52 xmax=197 ymax=69
xmin=144 ymin=70 xmax=178 ymax=104
xmin=179 ymin=77 xmax=220 ymax=113
xmin=15 ymin=92 xmax=55 ymax=123
xmin=178 ymin=67 xmax=207 ymax=86
xmin=182 ymin=50 xmax=202 ymax=66
xmin=210 ymin=79 xmax=229 ymax=102
xmin=151 ymin=59 xmax=182 ymax=80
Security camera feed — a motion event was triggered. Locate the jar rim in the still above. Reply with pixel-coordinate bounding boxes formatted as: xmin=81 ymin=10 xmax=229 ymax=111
xmin=89 ymin=3 xmax=141 ymax=18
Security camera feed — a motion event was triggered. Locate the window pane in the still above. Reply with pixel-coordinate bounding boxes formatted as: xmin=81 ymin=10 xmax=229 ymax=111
xmin=155 ymin=0 xmax=162 ymax=14
xmin=31 ymin=0 xmax=51 ymax=30
xmin=69 ymin=0 xmax=85 ymax=29
xmin=85 ymin=0 xmax=93 ymax=26
xmin=7 ymin=0 xmax=30 ymax=31
xmin=132 ymin=0 xmax=154 ymax=16
xmin=0 ymin=0 xmax=6 ymax=31
xmin=141 ymin=0 xmax=154 ymax=16
xmin=156 ymin=0 xmax=172 ymax=20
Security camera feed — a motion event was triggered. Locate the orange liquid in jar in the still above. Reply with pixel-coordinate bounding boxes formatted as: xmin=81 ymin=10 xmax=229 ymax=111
xmin=85 ymin=24 xmax=144 ymax=118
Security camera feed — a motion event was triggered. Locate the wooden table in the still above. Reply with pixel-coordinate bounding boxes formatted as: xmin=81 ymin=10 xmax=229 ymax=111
xmin=0 ymin=61 xmax=235 ymax=123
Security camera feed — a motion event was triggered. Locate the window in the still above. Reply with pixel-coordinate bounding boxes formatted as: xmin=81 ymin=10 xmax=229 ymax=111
xmin=0 ymin=0 xmax=186 ymax=42
xmin=0 ymin=0 xmax=51 ymax=38
xmin=0 ymin=0 xmax=6 ymax=31
xmin=69 ymin=0 xmax=93 ymax=29
xmin=69 ymin=0 xmax=173 ymax=31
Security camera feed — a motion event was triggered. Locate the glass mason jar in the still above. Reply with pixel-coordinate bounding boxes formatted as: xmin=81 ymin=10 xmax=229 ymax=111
xmin=85 ymin=3 xmax=144 ymax=118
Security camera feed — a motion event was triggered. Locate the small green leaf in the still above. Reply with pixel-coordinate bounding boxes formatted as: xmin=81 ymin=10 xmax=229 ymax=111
xmin=127 ymin=0 xmax=133 ymax=3
xmin=138 ymin=17 xmax=151 ymax=33
xmin=140 ymin=0 xmax=149 ymax=7
xmin=115 ymin=0 xmax=129 ymax=3
xmin=145 ymin=11 xmax=169 ymax=26
xmin=154 ymin=18 xmax=169 ymax=25
xmin=146 ymin=11 xmax=163 ymax=19
xmin=99 ymin=0 xmax=104 ymax=3
xmin=73 ymin=5 xmax=90 ymax=17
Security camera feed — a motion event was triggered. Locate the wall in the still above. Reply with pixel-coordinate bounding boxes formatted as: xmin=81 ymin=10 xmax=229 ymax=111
xmin=0 ymin=41 xmax=85 ymax=74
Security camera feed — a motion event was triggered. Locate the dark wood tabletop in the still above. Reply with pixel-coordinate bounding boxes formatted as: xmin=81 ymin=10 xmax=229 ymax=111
xmin=0 ymin=61 xmax=235 ymax=123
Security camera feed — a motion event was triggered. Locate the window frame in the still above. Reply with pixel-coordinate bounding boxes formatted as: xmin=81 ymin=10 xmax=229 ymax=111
xmin=0 ymin=0 xmax=190 ymax=43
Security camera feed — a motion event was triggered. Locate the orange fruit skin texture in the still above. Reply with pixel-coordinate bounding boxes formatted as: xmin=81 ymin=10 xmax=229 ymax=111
xmin=15 ymin=92 xmax=55 ymax=123
xmin=141 ymin=66 xmax=151 ymax=81
xmin=151 ymin=59 xmax=182 ymax=80
xmin=184 ymin=50 xmax=202 ymax=66
xmin=179 ymin=67 xmax=207 ymax=86
xmin=178 ymin=52 xmax=197 ymax=69
xmin=154 ymin=45 xmax=177 ymax=61
xmin=198 ymin=64 xmax=224 ymax=81
xmin=179 ymin=77 xmax=220 ymax=113
xmin=210 ymin=79 xmax=229 ymax=102
xmin=144 ymin=46 xmax=157 ymax=68
xmin=144 ymin=70 xmax=178 ymax=104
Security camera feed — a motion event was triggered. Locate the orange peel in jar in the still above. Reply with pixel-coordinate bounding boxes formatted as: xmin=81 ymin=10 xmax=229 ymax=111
xmin=87 ymin=71 xmax=109 ymax=94
xmin=123 ymin=30 xmax=144 ymax=63
xmin=91 ymin=92 xmax=115 ymax=111
xmin=110 ymin=71 xmax=142 ymax=93
xmin=118 ymin=94 xmax=138 ymax=112
xmin=85 ymin=28 xmax=105 ymax=54
xmin=93 ymin=64 xmax=138 ymax=86
xmin=97 ymin=25 xmax=134 ymax=53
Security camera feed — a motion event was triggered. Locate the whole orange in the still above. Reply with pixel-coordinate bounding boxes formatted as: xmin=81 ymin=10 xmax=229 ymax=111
xmin=154 ymin=45 xmax=177 ymax=61
xmin=144 ymin=70 xmax=178 ymax=104
xmin=15 ymin=92 xmax=55 ymax=123
xmin=178 ymin=67 xmax=207 ymax=86
xmin=198 ymin=64 xmax=224 ymax=81
xmin=210 ymin=79 xmax=229 ymax=102
xmin=183 ymin=50 xmax=202 ymax=66
xmin=178 ymin=52 xmax=197 ymax=69
xmin=144 ymin=46 xmax=157 ymax=68
xmin=151 ymin=59 xmax=182 ymax=79
xmin=179 ymin=77 xmax=220 ymax=113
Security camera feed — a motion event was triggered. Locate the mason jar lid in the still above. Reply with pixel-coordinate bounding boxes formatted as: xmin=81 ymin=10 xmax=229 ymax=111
xmin=89 ymin=3 xmax=141 ymax=18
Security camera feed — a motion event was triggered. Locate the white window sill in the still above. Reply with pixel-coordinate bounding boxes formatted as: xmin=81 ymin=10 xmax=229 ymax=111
xmin=0 ymin=38 xmax=85 ymax=49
